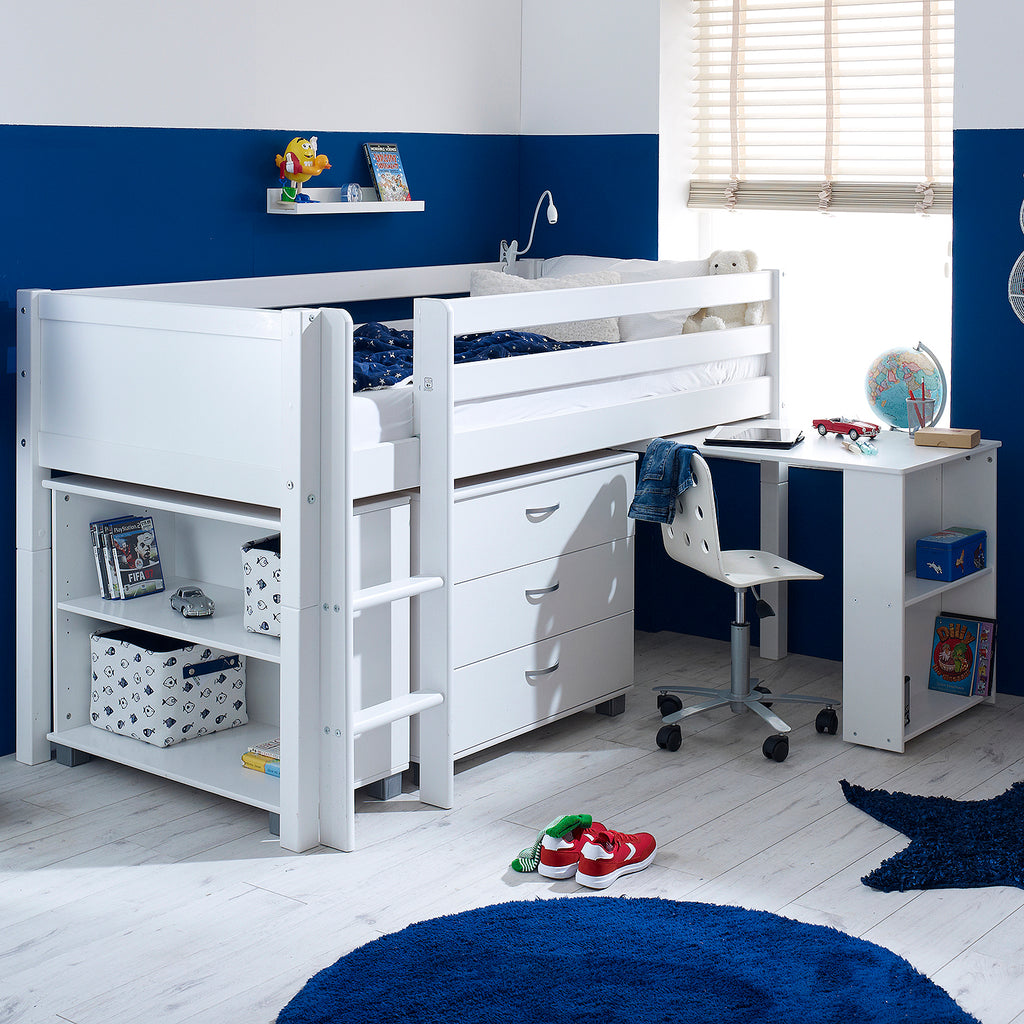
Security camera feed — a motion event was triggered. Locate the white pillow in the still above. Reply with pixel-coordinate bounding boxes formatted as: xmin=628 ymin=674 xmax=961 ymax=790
xmin=542 ymin=256 xmax=709 ymax=341
xmin=469 ymin=268 xmax=621 ymax=344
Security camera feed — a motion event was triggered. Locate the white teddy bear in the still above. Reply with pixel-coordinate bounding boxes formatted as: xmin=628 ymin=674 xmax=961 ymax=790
xmin=682 ymin=250 xmax=764 ymax=333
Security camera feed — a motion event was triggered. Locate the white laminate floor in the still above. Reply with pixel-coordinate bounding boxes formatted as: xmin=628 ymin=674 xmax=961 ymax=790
xmin=2 ymin=631 xmax=1023 ymax=1024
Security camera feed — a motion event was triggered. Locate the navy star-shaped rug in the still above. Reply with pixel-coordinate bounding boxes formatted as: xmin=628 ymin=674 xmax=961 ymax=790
xmin=841 ymin=778 xmax=1024 ymax=892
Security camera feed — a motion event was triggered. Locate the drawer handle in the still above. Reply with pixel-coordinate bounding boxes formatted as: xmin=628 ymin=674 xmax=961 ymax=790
xmin=525 ymin=661 xmax=559 ymax=681
xmin=525 ymin=582 xmax=560 ymax=600
xmin=525 ymin=503 xmax=560 ymax=521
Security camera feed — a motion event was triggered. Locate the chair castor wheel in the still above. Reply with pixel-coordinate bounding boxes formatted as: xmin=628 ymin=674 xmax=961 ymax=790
xmin=762 ymin=734 xmax=789 ymax=762
xmin=753 ymin=684 xmax=773 ymax=708
xmin=657 ymin=724 xmax=682 ymax=752
xmin=657 ymin=693 xmax=683 ymax=717
xmin=815 ymin=707 xmax=839 ymax=735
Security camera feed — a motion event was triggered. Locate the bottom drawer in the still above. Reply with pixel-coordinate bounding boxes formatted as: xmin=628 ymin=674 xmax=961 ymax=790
xmin=449 ymin=613 xmax=633 ymax=757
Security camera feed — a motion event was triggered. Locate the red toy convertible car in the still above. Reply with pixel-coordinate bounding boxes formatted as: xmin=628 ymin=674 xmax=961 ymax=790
xmin=812 ymin=416 xmax=881 ymax=440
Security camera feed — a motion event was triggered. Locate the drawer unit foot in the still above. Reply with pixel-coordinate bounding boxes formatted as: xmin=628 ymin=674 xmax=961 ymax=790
xmin=365 ymin=771 xmax=404 ymax=801
xmin=595 ymin=695 xmax=626 ymax=717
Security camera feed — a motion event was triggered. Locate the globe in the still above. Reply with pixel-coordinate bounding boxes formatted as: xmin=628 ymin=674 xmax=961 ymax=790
xmin=864 ymin=344 xmax=946 ymax=431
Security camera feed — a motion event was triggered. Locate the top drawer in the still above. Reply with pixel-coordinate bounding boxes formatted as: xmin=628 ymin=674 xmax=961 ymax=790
xmin=452 ymin=453 xmax=636 ymax=582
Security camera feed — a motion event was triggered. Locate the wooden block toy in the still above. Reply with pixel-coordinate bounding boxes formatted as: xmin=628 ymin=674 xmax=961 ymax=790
xmin=913 ymin=427 xmax=981 ymax=449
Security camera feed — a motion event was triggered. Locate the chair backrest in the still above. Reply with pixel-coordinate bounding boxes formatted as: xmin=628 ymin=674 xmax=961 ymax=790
xmin=660 ymin=452 xmax=730 ymax=585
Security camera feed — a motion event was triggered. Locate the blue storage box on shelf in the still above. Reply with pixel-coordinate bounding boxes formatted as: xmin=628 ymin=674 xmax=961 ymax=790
xmin=915 ymin=526 xmax=987 ymax=582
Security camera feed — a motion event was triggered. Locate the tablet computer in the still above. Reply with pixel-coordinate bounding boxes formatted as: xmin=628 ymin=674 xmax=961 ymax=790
xmin=704 ymin=424 xmax=805 ymax=449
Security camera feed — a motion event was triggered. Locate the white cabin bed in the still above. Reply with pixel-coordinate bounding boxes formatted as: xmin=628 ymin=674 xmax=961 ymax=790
xmin=16 ymin=259 xmax=780 ymax=852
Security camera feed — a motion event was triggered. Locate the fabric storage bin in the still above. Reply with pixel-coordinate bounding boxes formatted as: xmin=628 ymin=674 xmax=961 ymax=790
xmin=90 ymin=627 xmax=247 ymax=747
xmin=242 ymin=534 xmax=282 ymax=636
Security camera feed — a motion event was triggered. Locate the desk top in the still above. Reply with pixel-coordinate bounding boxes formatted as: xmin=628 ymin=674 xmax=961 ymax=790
xmin=632 ymin=423 xmax=999 ymax=476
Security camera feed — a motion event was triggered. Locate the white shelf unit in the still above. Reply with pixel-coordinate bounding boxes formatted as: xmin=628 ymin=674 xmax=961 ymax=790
xmin=842 ymin=446 xmax=998 ymax=752
xmin=46 ymin=475 xmax=411 ymax=821
xmin=266 ymin=187 xmax=425 ymax=215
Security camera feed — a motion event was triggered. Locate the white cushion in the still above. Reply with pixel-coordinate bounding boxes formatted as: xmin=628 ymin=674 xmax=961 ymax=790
xmin=469 ymin=268 xmax=621 ymax=344
xmin=542 ymin=256 xmax=710 ymax=340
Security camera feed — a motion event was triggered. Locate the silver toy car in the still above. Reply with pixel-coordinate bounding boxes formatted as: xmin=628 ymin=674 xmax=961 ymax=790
xmin=169 ymin=585 xmax=215 ymax=617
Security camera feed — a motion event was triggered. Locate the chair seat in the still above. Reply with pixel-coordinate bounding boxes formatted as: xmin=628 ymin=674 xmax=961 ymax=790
xmin=718 ymin=549 xmax=824 ymax=589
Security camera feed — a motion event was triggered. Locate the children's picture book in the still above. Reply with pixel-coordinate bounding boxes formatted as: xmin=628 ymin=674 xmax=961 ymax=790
xmin=362 ymin=142 xmax=412 ymax=202
xmin=241 ymin=751 xmax=280 ymax=778
xmin=107 ymin=516 xmax=165 ymax=599
xmin=927 ymin=614 xmax=997 ymax=697
xmin=247 ymin=737 xmax=281 ymax=759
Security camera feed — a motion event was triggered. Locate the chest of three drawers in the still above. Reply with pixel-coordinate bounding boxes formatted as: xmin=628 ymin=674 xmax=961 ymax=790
xmin=439 ymin=450 xmax=637 ymax=758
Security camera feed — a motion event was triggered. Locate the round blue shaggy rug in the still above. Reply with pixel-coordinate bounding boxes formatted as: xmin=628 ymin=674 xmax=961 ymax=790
xmin=276 ymin=897 xmax=978 ymax=1023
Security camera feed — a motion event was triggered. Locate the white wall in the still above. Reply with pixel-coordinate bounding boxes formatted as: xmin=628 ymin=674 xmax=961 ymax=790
xmin=520 ymin=0 xmax=660 ymax=135
xmin=658 ymin=0 xmax=700 ymax=257
xmin=954 ymin=0 xmax=1024 ymax=129
xmin=3 ymin=0 xmax=523 ymax=133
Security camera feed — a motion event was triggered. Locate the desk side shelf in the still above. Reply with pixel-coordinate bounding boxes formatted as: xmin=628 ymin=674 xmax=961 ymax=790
xmin=841 ymin=443 xmax=998 ymax=752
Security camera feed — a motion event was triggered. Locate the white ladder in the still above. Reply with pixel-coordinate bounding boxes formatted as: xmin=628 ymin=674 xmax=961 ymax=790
xmin=317 ymin=304 xmax=454 ymax=852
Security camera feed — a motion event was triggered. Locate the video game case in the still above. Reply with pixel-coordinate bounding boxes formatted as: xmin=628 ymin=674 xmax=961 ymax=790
xmin=108 ymin=516 xmax=165 ymax=599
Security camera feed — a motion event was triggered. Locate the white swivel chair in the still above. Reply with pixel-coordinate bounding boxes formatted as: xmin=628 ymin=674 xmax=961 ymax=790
xmin=654 ymin=452 xmax=839 ymax=762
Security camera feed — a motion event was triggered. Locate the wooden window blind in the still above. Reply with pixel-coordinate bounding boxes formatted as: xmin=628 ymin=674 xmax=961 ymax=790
xmin=688 ymin=0 xmax=953 ymax=214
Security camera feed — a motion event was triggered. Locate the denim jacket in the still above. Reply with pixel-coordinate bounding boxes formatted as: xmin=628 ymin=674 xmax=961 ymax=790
xmin=627 ymin=439 xmax=698 ymax=524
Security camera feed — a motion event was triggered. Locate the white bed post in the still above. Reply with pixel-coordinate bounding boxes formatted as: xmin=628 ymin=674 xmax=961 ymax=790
xmin=412 ymin=298 xmax=455 ymax=811
xmin=15 ymin=290 xmax=54 ymax=764
xmin=759 ymin=269 xmax=787 ymax=660
xmin=316 ymin=308 xmax=359 ymax=852
xmin=277 ymin=309 xmax=323 ymax=853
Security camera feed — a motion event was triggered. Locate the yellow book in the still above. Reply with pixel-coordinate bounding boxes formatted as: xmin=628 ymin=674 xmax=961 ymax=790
xmin=241 ymin=751 xmax=280 ymax=777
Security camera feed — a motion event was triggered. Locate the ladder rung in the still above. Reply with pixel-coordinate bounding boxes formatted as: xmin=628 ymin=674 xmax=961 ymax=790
xmin=353 ymin=691 xmax=445 ymax=737
xmin=352 ymin=574 xmax=444 ymax=612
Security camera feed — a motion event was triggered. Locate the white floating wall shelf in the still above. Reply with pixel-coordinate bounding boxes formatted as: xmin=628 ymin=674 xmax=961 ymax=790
xmin=266 ymin=188 xmax=426 ymax=215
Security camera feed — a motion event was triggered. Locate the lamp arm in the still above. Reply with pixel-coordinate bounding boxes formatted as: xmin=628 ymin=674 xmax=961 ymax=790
xmin=516 ymin=190 xmax=554 ymax=258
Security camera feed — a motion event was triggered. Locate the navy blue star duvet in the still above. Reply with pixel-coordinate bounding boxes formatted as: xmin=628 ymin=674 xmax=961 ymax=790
xmin=352 ymin=321 xmax=602 ymax=391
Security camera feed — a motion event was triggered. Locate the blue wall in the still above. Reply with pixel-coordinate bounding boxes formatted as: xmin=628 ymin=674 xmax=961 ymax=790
xmin=951 ymin=128 xmax=1022 ymax=696
xmin=0 ymin=126 xmax=659 ymax=757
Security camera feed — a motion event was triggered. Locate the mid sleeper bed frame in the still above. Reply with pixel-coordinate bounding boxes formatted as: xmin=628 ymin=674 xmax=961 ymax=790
xmin=16 ymin=261 xmax=781 ymax=852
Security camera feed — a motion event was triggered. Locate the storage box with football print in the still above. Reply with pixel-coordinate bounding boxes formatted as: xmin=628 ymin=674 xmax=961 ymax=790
xmin=89 ymin=627 xmax=247 ymax=747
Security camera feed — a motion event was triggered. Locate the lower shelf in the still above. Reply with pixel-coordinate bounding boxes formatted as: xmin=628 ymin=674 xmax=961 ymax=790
xmin=905 ymin=686 xmax=992 ymax=743
xmin=48 ymin=721 xmax=281 ymax=813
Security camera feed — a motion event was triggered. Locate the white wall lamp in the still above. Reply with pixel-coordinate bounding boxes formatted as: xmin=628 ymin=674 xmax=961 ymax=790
xmin=499 ymin=190 xmax=558 ymax=271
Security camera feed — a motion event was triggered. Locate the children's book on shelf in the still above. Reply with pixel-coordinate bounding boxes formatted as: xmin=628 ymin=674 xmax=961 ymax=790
xmin=241 ymin=751 xmax=280 ymax=778
xmin=89 ymin=515 xmax=164 ymax=599
xmin=362 ymin=142 xmax=412 ymax=202
xmin=247 ymin=737 xmax=281 ymax=759
xmin=927 ymin=613 xmax=997 ymax=697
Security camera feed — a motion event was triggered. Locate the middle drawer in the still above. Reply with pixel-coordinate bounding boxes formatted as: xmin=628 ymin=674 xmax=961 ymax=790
xmin=453 ymin=536 xmax=633 ymax=668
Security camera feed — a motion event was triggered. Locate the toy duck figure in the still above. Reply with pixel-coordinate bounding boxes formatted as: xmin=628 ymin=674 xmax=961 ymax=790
xmin=275 ymin=136 xmax=331 ymax=203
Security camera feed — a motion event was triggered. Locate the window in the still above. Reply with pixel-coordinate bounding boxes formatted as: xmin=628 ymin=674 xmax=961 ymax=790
xmin=689 ymin=0 xmax=953 ymax=214
xmin=681 ymin=1 xmax=953 ymax=422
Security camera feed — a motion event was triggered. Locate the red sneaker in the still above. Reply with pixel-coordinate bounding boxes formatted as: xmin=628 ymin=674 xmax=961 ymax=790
xmin=538 ymin=820 xmax=606 ymax=879
xmin=575 ymin=828 xmax=657 ymax=889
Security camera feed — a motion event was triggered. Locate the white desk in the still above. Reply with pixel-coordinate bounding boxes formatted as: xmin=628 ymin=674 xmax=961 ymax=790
xmin=658 ymin=427 xmax=999 ymax=753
